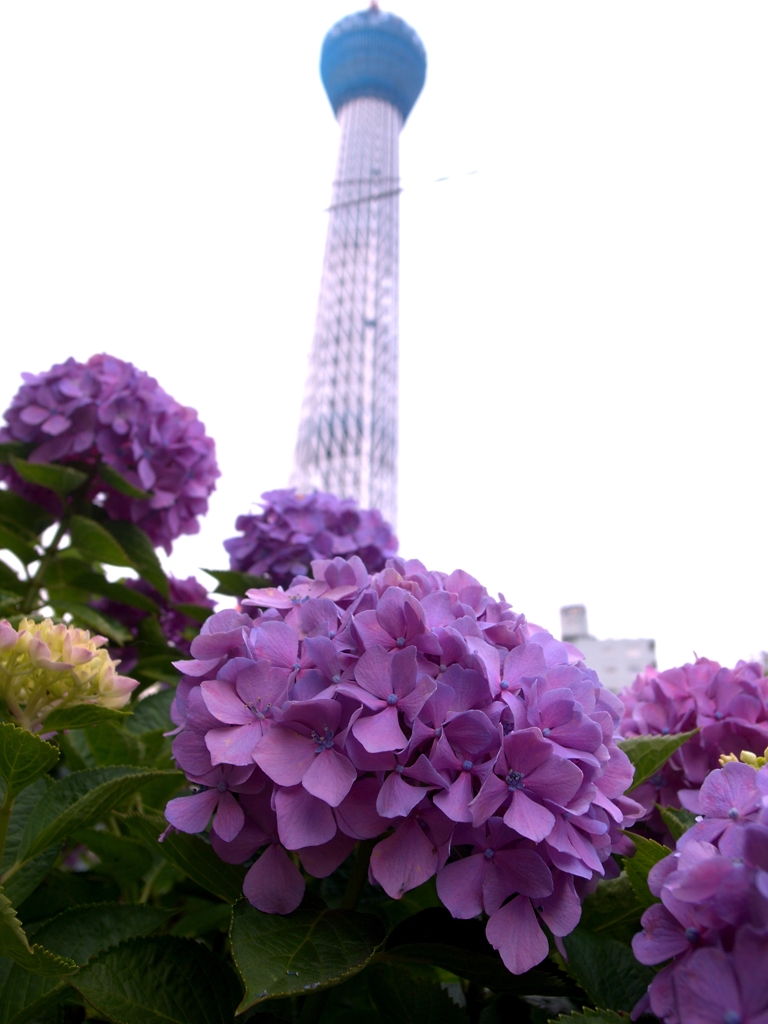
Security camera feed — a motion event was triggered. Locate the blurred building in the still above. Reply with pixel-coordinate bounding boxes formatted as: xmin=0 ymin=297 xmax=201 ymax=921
xmin=291 ymin=5 xmax=427 ymax=524
xmin=560 ymin=604 xmax=656 ymax=694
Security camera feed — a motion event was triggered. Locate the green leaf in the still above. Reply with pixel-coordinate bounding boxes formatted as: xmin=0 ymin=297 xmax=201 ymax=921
xmin=8 ymin=456 xmax=87 ymax=497
xmin=44 ymin=559 xmax=157 ymax=612
xmin=0 ymin=903 xmax=172 ymax=1024
xmin=72 ymin=829 xmax=154 ymax=883
xmin=578 ymin=873 xmax=644 ymax=946
xmin=1 ymin=847 xmax=59 ymax=911
xmin=131 ymin=652 xmax=179 ymax=685
xmin=230 ymin=895 xmax=385 ymax=1012
xmin=381 ymin=908 xmax=577 ymax=996
xmin=47 ymin=599 xmax=134 ymax=646
xmin=171 ymin=601 xmax=213 ymax=623
xmin=15 ymin=871 xmax=119 ymax=924
xmin=124 ymin=690 xmax=174 ymax=736
xmin=368 ymin=962 xmax=469 ymax=1023
xmin=18 ymin=766 xmax=182 ymax=861
xmin=76 ymin=573 xmax=159 ymax=612
xmin=622 ymin=833 xmax=671 ymax=909
xmin=0 ymin=778 xmax=58 ymax=909
xmin=97 ymin=463 xmax=151 ymax=500
xmin=0 ymin=724 xmax=58 ymax=795
xmin=100 ymin=520 xmax=168 ymax=598
xmin=204 ymin=568 xmax=271 ymax=598
xmin=169 ymin=901 xmax=232 ymax=938
xmin=0 ymin=561 xmax=25 ymax=598
xmin=0 ymin=890 xmax=77 ymax=976
xmin=0 ymin=524 xmax=38 ymax=566
xmin=68 ymin=515 xmax=133 ymax=567
xmin=550 ymin=1011 xmax=631 ymax=1024
xmin=0 ymin=490 xmax=55 ymax=540
xmin=0 ymin=443 xmax=33 ymax=466
xmin=73 ymin=936 xmax=240 ymax=1024
xmin=658 ymin=804 xmax=698 ymax=841
xmin=562 ymin=928 xmax=655 ymax=1014
xmin=43 ymin=705 xmax=131 ymax=731
xmin=121 ymin=813 xmax=245 ymax=904
xmin=617 ymin=729 xmax=699 ymax=791
xmin=83 ymin=724 xmax=144 ymax=767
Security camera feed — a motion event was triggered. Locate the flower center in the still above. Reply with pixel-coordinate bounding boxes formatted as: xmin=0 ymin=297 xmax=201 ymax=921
xmin=332 ymin=674 xmax=341 ymax=684
xmin=484 ymin=848 xmax=494 ymax=860
xmin=723 ymin=1013 xmax=742 ymax=1024
xmin=728 ymin=807 xmax=740 ymax=820
xmin=685 ymin=928 xmax=700 ymax=944
xmin=387 ymin=694 xmax=398 ymax=706
xmin=500 ymin=680 xmax=510 ymax=690
xmin=311 ymin=727 xmax=335 ymax=753
xmin=395 ymin=764 xmax=405 ymax=774
xmin=396 ymin=637 xmax=406 ymax=648
xmin=650 ymin=772 xmax=666 ymax=790
xmin=462 ymin=760 xmax=474 ymax=771
xmin=542 ymin=727 xmax=551 ymax=737
xmin=217 ymin=782 xmax=227 ymax=793
xmin=506 ymin=770 xmax=525 ymax=791
xmin=714 ymin=711 xmax=724 ymax=720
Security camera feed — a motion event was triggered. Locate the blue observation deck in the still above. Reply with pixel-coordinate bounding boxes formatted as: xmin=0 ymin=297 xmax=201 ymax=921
xmin=320 ymin=7 xmax=426 ymax=122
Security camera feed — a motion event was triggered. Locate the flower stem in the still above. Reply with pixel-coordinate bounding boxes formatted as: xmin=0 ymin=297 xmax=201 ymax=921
xmin=339 ymin=838 xmax=375 ymax=912
xmin=21 ymin=519 xmax=68 ymax=614
xmin=0 ymin=785 xmax=15 ymax=871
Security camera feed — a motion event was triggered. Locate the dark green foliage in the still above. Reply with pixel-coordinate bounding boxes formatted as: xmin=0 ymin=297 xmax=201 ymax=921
xmin=617 ymin=729 xmax=699 ymax=792
xmin=230 ymin=895 xmax=385 ymax=1012
xmin=72 ymin=937 xmax=241 ymax=1024
xmin=204 ymin=568 xmax=272 ymax=597
xmin=0 ymin=725 xmax=59 ymax=796
xmin=622 ymin=834 xmax=671 ymax=909
xmin=381 ymin=908 xmax=578 ymax=997
xmin=19 ymin=767 xmax=181 ymax=861
xmin=658 ymin=804 xmax=697 ymax=841
xmin=562 ymin=929 xmax=655 ymax=1014
xmin=0 ymin=904 xmax=170 ymax=1024
xmin=8 ymin=457 xmax=87 ymax=497
xmin=367 ymin=962 xmax=470 ymax=1023
xmin=122 ymin=813 xmax=246 ymax=903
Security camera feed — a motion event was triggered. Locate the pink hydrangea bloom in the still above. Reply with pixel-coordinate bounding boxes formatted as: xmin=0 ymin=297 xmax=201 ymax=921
xmin=618 ymin=658 xmax=768 ymax=822
xmin=167 ymin=555 xmax=642 ymax=975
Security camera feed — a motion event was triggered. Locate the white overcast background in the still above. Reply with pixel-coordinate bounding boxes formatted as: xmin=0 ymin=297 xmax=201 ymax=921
xmin=1 ymin=2 xmax=766 ymax=673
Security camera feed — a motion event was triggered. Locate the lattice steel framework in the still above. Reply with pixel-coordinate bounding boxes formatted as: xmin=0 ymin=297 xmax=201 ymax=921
xmin=292 ymin=97 xmax=401 ymax=523
xmin=291 ymin=8 xmax=426 ymax=526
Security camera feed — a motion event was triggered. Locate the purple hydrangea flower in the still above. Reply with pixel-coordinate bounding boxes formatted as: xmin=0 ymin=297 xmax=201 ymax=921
xmin=618 ymin=658 xmax=768 ymax=824
xmin=631 ymin=761 xmax=768 ymax=1023
xmin=166 ymin=555 xmax=642 ymax=976
xmin=224 ymin=488 xmax=397 ymax=588
xmin=0 ymin=354 xmax=219 ymax=552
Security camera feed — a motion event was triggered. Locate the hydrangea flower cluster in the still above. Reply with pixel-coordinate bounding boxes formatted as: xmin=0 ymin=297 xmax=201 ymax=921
xmin=0 ymin=617 xmax=138 ymax=731
xmin=618 ymin=658 xmax=768 ymax=819
xmin=93 ymin=575 xmax=215 ymax=673
xmin=632 ymin=759 xmax=768 ymax=1023
xmin=166 ymin=556 xmax=642 ymax=975
xmin=224 ymin=488 xmax=398 ymax=588
xmin=0 ymin=354 xmax=219 ymax=552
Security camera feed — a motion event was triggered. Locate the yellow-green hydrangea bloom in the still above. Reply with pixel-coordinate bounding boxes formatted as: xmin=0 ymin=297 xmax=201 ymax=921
xmin=0 ymin=618 xmax=138 ymax=731
xmin=719 ymin=746 xmax=768 ymax=769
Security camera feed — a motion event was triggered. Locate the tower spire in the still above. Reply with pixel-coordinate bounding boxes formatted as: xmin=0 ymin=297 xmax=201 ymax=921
xmin=291 ymin=8 xmax=426 ymax=525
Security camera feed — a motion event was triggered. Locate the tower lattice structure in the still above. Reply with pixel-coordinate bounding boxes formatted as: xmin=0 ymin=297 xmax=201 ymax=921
xmin=291 ymin=7 xmax=426 ymax=525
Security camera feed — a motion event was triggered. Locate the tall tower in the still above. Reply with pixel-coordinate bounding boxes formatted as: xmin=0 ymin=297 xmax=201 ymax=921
xmin=291 ymin=6 xmax=426 ymax=524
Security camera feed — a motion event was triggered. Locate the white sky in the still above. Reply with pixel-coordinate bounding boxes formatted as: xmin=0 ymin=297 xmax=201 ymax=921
xmin=1 ymin=2 xmax=766 ymax=672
